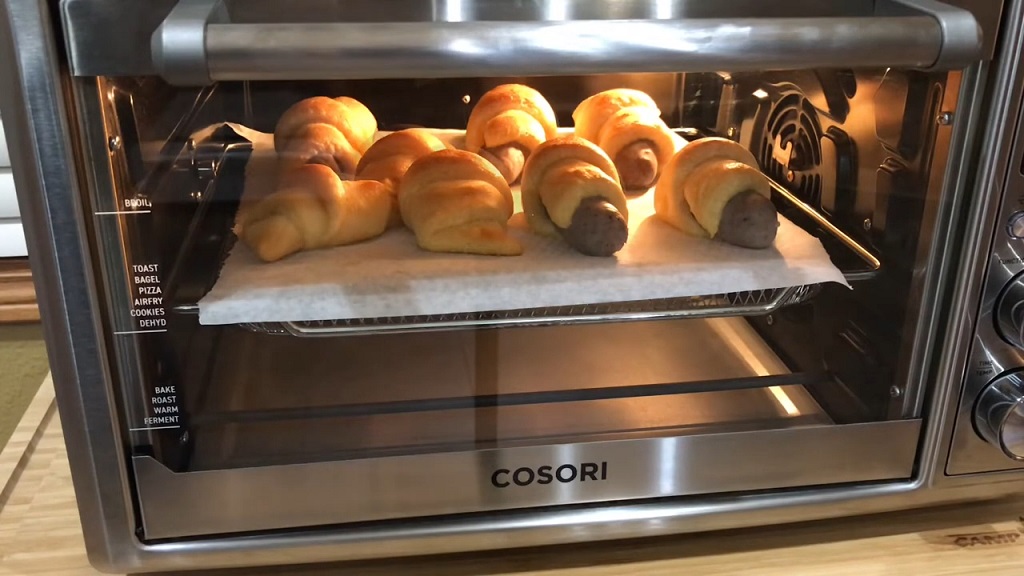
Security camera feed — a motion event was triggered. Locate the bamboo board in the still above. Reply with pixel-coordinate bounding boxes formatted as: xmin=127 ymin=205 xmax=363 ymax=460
xmin=0 ymin=258 xmax=38 ymax=324
xmin=3 ymin=381 xmax=1024 ymax=575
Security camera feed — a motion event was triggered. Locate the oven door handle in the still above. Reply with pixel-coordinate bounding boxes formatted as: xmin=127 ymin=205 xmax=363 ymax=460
xmin=150 ymin=0 xmax=982 ymax=86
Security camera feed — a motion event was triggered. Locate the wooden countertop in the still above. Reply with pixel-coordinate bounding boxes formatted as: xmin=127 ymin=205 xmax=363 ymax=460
xmin=0 ymin=258 xmax=38 ymax=324
xmin=4 ymin=380 xmax=1024 ymax=575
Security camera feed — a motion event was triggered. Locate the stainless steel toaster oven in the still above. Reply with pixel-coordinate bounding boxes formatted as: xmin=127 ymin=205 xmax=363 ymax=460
xmin=2 ymin=0 xmax=1024 ymax=572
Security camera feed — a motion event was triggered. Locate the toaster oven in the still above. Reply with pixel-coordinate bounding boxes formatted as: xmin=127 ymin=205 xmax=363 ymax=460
xmin=2 ymin=0 xmax=1024 ymax=572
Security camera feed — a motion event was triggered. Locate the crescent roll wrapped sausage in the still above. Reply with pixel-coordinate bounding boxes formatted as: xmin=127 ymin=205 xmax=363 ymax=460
xmin=399 ymin=149 xmax=522 ymax=256
xmin=654 ymin=137 xmax=779 ymax=249
xmin=572 ymin=89 xmax=676 ymax=193
xmin=521 ymin=136 xmax=629 ymax=257
xmin=465 ymin=84 xmax=558 ymax=186
xmin=241 ymin=163 xmax=392 ymax=262
xmin=273 ymin=96 xmax=378 ymax=179
xmin=355 ymin=129 xmax=448 ymax=226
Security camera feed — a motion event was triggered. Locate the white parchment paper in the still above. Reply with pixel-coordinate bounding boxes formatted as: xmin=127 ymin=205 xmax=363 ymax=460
xmin=196 ymin=124 xmax=849 ymax=325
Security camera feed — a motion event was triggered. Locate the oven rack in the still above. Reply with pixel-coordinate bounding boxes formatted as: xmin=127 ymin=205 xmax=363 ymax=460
xmin=230 ymin=285 xmax=818 ymax=337
xmin=169 ymin=125 xmax=880 ymax=337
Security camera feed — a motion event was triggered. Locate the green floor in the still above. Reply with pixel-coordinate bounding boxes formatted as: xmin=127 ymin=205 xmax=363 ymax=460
xmin=0 ymin=323 xmax=50 ymax=447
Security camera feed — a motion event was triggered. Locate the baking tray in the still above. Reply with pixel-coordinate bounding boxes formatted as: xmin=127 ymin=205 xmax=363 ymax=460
xmin=171 ymin=125 xmax=879 ymax=337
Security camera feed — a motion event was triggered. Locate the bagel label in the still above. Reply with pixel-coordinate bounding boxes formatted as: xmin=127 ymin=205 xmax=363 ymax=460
xmin=490 ymin=462 xmax=608 ymax=488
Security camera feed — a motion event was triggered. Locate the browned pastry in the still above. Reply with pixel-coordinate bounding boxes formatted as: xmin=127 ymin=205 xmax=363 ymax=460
xmin=521 ymin=136 xmax=629 ymax=257
xmin=654 ymin=137 xmax=778 ymax=249
xmin=240 ymin=163 xmax=391 ymax=262
xmin=572 ymin=89 xmax=676 ymax=193
xmin=398 ymin=149 xmax=522 ymax=256
xmin=273 ymin=96 xmax=377 ymax=179
xmin=354 ymin=129 xmax=448 ymax=226
xmin=465 ymin=84 xmax=558 ymax=185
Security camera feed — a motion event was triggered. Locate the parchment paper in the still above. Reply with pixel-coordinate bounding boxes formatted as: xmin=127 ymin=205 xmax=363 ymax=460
xmin=197 ymin=124 xmax=849 ymax=325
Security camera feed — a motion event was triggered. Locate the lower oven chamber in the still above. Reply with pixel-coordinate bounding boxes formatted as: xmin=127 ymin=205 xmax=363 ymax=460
xmin=135 ymin=317 xmax=921 ymax=539
xmin=3 ymin=0 xmax=1024 ymax=572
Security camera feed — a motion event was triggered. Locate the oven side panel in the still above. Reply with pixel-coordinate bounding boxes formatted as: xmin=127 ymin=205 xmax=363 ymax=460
xmin=943 ymin=0 xmax=1006 ymax=59
xmin=939 ymin=0 xmax=1024 ymax=478
xmin=0 ymin=0 xmax=143 ymax=571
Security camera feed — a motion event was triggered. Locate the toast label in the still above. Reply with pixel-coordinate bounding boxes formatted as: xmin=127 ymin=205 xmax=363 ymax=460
xmin=128 ymin=263 xmax=166 ymax=330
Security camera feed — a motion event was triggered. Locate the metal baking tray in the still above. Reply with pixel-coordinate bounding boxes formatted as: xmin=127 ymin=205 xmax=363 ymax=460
xmin=170 ymin=126 xmax=880 ymax=337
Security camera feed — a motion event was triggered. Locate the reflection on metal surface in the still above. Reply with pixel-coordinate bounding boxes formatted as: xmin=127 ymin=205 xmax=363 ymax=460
xmin=193 ymin=385 xmax=826 ymax=467
xmin=706 ymin=316 xmax=802 ymax=416
xmin=134 ymin=420 xmax=921 ymax=540
xmin=769 ymin=387 xmax=801 ymax=416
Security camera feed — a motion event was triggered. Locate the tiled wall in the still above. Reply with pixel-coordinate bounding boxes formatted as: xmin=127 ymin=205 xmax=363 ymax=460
xmin=0 ymin=114 xmax=27 ymax=258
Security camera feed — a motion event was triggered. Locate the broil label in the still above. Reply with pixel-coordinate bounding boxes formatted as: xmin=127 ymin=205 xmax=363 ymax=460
xmin=491 ymin=462 xmax=608 ymax=488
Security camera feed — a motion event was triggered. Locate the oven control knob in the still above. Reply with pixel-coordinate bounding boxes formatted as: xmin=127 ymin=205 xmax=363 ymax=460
xmin=996 ymin=273 xmax=1024 ymax=348
xmin=1008 ymin=211 xmax=1024 ymax=239
xmin=974 ymin=371 xmax=1024 ymax=460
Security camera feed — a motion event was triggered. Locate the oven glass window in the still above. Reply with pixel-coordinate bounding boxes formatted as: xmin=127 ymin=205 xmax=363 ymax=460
xmin=80 ymin=67 xmax=953 ymax=513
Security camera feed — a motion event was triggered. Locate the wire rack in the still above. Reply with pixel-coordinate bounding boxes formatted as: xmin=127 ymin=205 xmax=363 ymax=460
xmin=230 ymin=285 xmax=819 ymax=337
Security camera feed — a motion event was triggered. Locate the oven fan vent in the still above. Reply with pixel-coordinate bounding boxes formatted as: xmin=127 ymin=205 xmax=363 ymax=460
xmin=756 ymin=90 xmax=824 ymax=205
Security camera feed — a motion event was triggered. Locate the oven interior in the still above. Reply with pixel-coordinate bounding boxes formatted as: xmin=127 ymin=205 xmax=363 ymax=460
xmin=85 ymin=68 xmax=952 ymax=476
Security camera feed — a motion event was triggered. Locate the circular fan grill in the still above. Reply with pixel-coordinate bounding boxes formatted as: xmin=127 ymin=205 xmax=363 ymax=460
xmin=756 ymin=91 xmax=824 ymax=204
